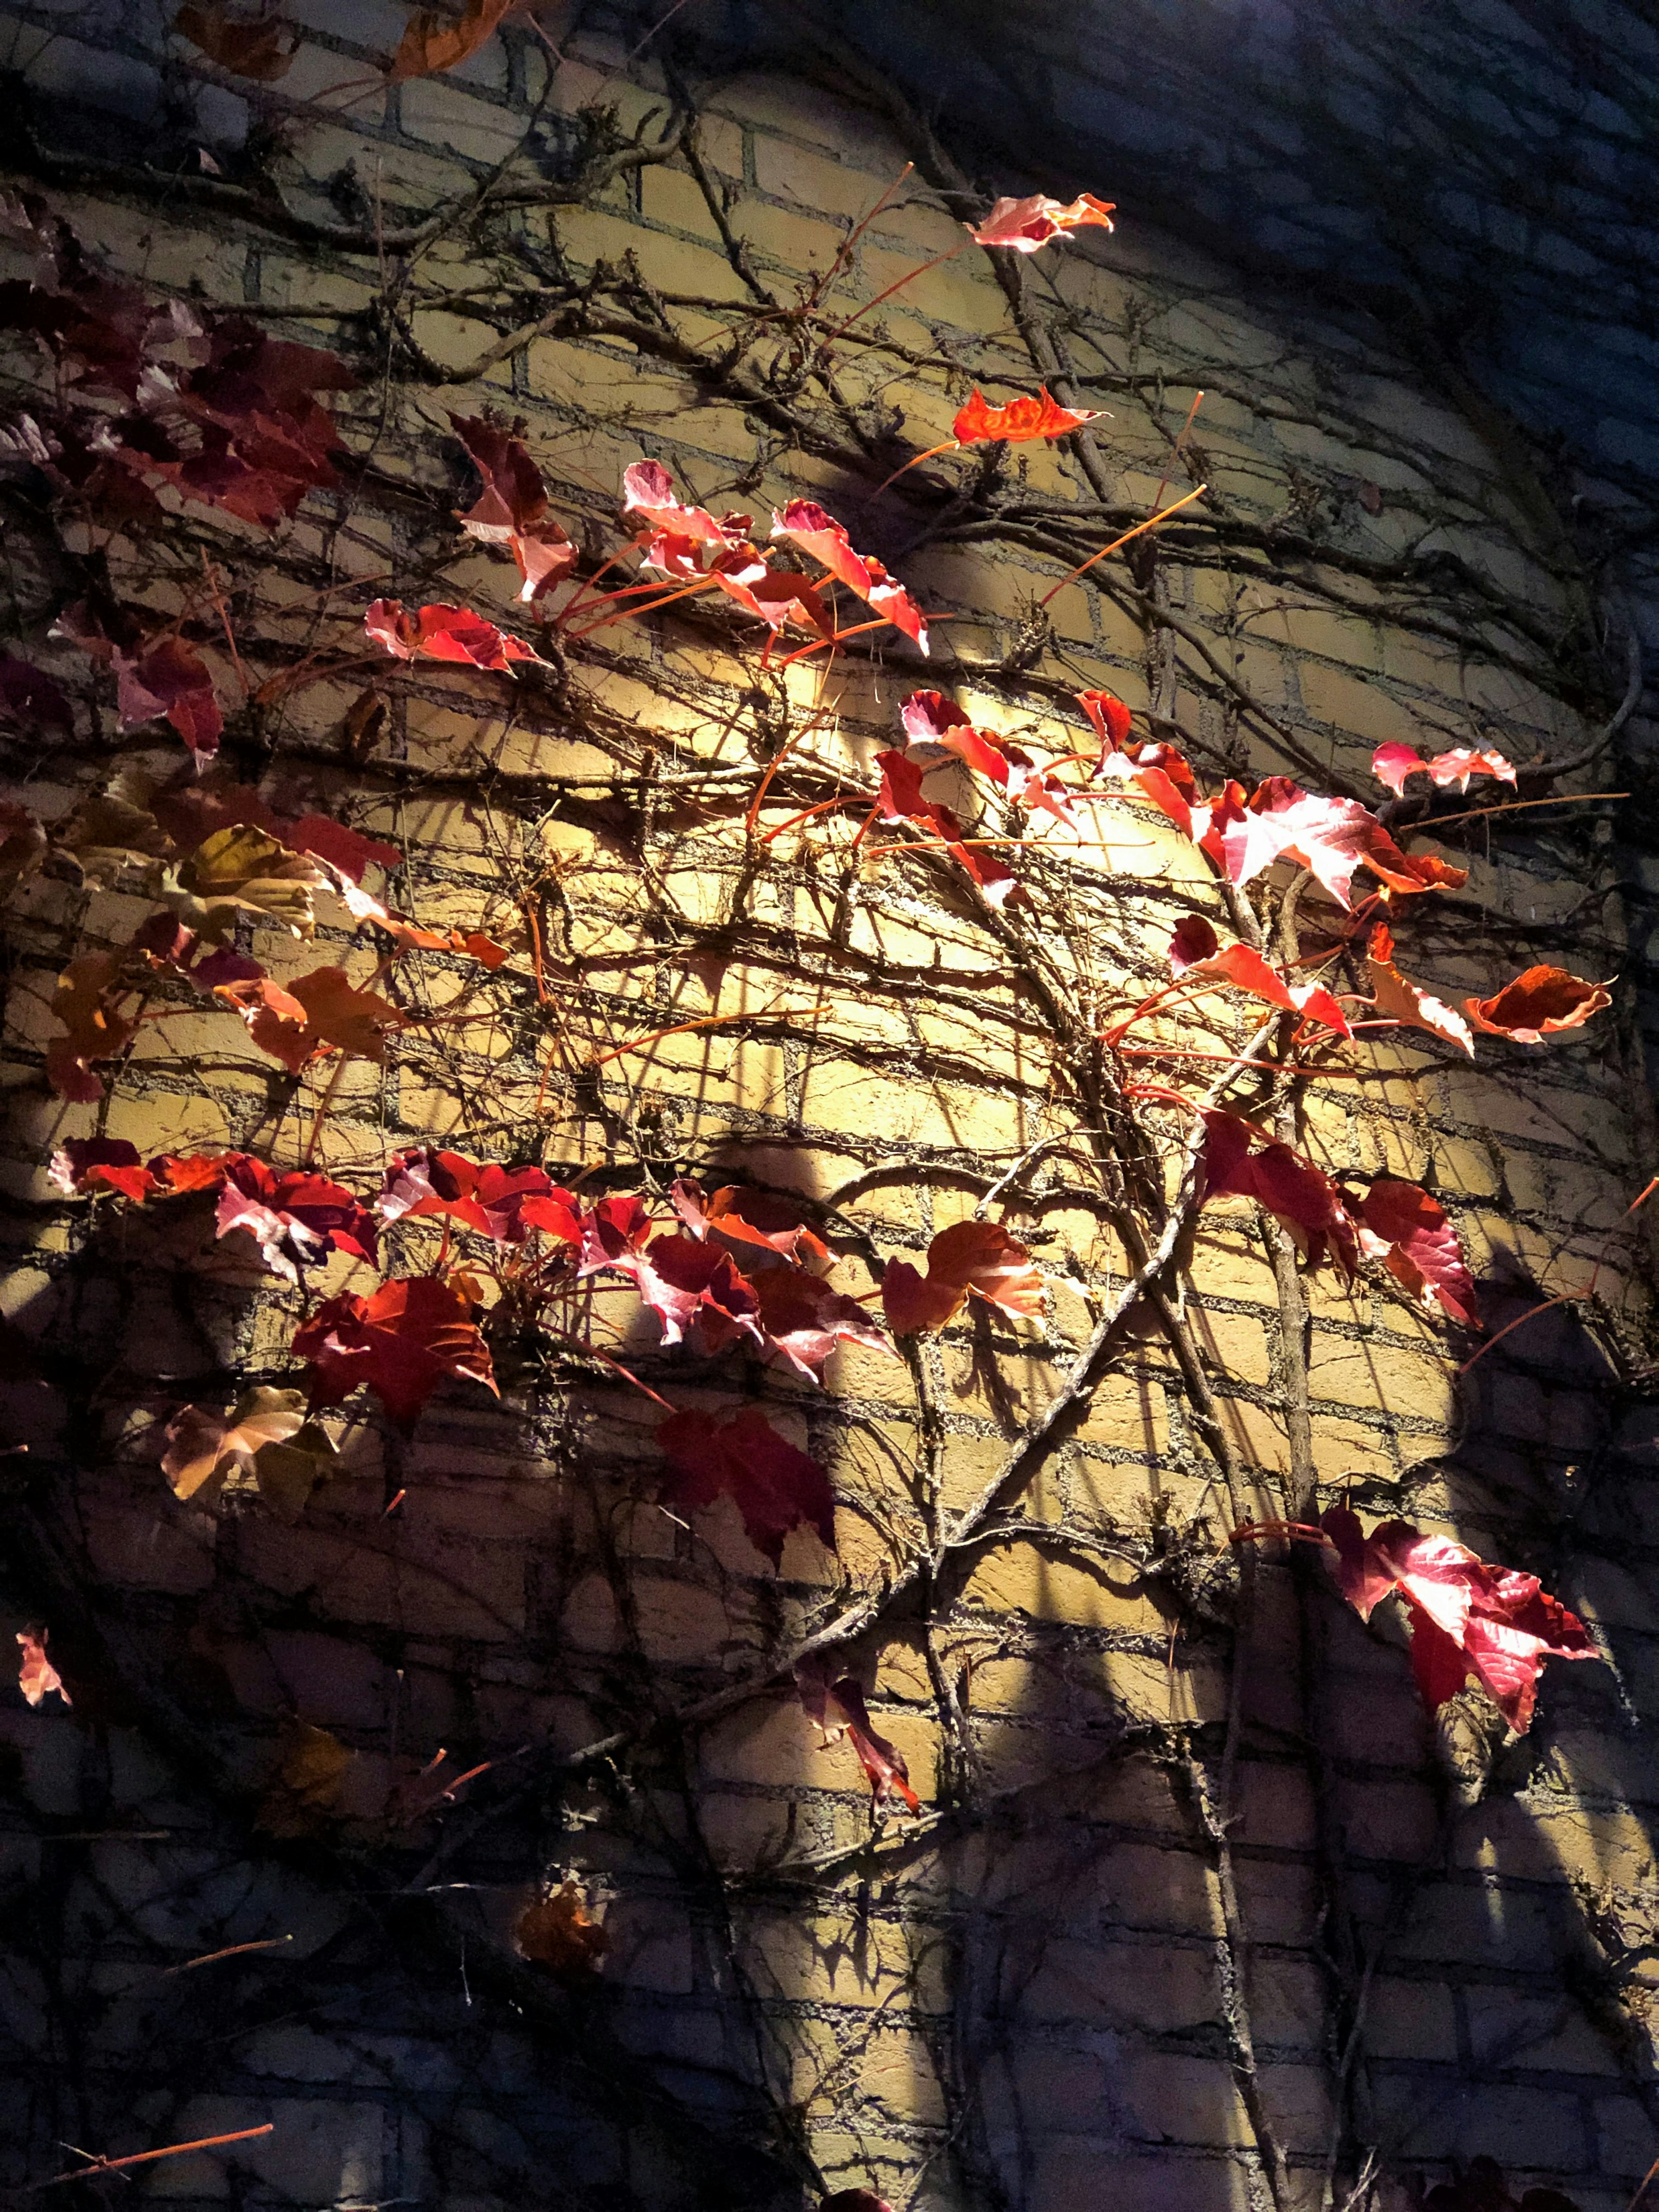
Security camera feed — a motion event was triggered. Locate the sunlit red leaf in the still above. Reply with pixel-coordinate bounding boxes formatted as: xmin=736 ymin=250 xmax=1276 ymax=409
xmin=1316 ymin=1505 xmax=1596 ymax=1730
xmin=1093 ymin=731 xmax=1197 ymax=839
xmin=389 ymin=0 xmax=519 ymax=79
xmin=1364 ymin=922 xmax=1472 ymax=1055
xmin=364 ymin=598 xmax=541 ymax=671
xmin=873 ymin=750 xmax=1016 ymax=904
xmin=45 ymin=951 xmax=134 ymax=1101
xmin=1076 ymin=689 xmax=1133 ymax=754
xmin=450 ymin=411 xmax=576 ymax=601
xmin=1200 ymin=1111 xmax=1357 ymax=1275
xmin=622 ymin=459 xmax=749 ymax=549
xmin=174 ymin=1 xmax=298 ymax=79
xmin=1352 ymin=1178 xmax=1479 ymax=1327
xmin=153 ymin=1150 xmax=236 ymax=1194
xmin=292 ymin=1275 xmax=497 ymax=1430
xmin=1371 ymin=741 xmax=1516 ymax=796
xmin=1217 ymin=779 xmax=1430 ymax=909
xmin=770 ymin=501 xmax=928 ymax=652
xmin=49 ymin=1137 xmax=155 ymax=1201
xmin=795 ymin=1652 xmax=919 ymax=1812
xmin=1464 ymin=966 xmax=1611 ymax=1044
xmin=952 ymin=387 xmax=1102 ymax=443
xmin=899 ymin=690 xmax=1013 ymax=784
xmin=657 ymin=1406 xmax=835 ymax=1566
xmin=671 ymin=1179 xmax=830 ymax=1266
xmin=968 ymin=193 xmax=1116 ymax=252
xmin=515 ymin=1882 xmax=607 ymax=1976
xmin=214 ymin=1155 xmax=379 ymax=1280
xmin=753 ymin=1264 xmax=892 ymax=1380
xmin=16 ymin=1627 xmax=70 ymax=1708
xmin=882 ymin=1219 xmax=1043 ymax=1335
xmin=380 ymin=1148 xmax=579 ymax=1246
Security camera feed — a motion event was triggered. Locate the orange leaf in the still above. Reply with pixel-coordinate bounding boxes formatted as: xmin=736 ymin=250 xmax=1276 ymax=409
xmin=17 ymin=1627 xmax=70 ymax=1708
xmin=389 ymin=0 xmax=519 ymax=80
xmin=174 ymin=1 xmax=298 ymax=79
xmin=1464 ymin=966 xmax=1611 ymax=1044
xmin=1364 ymin=925 xmax=1473 ymax=1055
xmin=882 ymin=1220 xmax=1043 ymax=1335
xmin=515 ymin=1881 xmax=607 ymax=1975
xmin=952 ymin=387 xmax=1102 ymax=443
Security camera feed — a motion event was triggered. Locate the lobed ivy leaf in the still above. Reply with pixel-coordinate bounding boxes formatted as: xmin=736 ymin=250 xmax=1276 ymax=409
xmin=161 ymin=1385 xmax=335 ymax=1511
xmin=380 ymin=1148 xmax=582 ymax=1245
xmin=1363 ymin=922 xmax=1473 ymax=1054
xmin=1351 ymin=1178 xmax=1479 ymax=1328
xmin=173 ymin=2 xmax=299 ymax=80
xmin=1318 ymin=1506 xmax=1596 ymax=1732
xmin=882 ymin=1220 xmax=1044 ymax=1336
xmin=450 ymin=411 xmax=577 ymax=601
xmin=364 ymin=598 xmax=542 ymax=670
xmin=1371 ymin=741 xmax=1516 ymax=796
xmin=390 ymin=0 xmax=521 ymax=81
xmin=292 ymin=1275 xmax=497 ymax=1431
xmin=769 ymin=501 xmax=928 ymax=652
xmin=658 ymin=1406 xmax=835 ymax=1566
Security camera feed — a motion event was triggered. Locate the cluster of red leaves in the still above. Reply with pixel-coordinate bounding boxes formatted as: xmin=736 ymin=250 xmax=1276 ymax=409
xmin=365 ymin=597 xmax=542 ymax=671
xmin=1199 ymin=1112 xmax=1480 ymax=1325
xmin=1372 ymin=741 xmax=1516 ymax=796
xmin=0 ymin=192 xmax=353 ymax=527
xmin=294 ymin=1278 xmax=497 ymax=1433
xmin=51 ymin=1140 xmax=378 ymax=1281
xmin=13 ymin=769 xmax=504 ymax=1100
xmin=968 ymin=194 xmax=1117 ymax=252
xmin=625 ymin=461 xmax=834 ymax=640
xmin=795 ymin=1651 xmax=920 ymax=1812
xmin=1239 ymin=1507 xmax=1598 ymax=1733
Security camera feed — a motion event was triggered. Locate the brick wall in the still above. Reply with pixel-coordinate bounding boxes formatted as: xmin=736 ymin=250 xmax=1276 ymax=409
xmin=2 ymin=7 xmax=1657 ymax=2209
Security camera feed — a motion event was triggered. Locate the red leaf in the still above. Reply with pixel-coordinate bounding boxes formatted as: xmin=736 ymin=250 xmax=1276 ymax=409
xmin=967 ymin=193 xmax=1116 ymax=252
xmin=952 ymin=388 xmax=1101 ymax=443
xmin=875 ymin=746 xmax=930 ymax=824
xmin=291 ymin=1276 xmax=497 ymax=1430
xmin=0 ymin=652 xmax=72 ymax=733
xmin=379 ymin=1149 xmax=575 ymax=1245
xmin=1316 ymin=1506 xmax=1596 ymax=1731
xmin=882 ymin=1220 xmax=1043 ymax=1334
xmin=1076 ymin=688 xmax=1133 ymax=755
xmin=17 ymin=1627 xmax=70 ymax=1708
xmin=45 ymin=951 xmax=134 ymax=1101
xmin=389 ymin=0 xmax=519 ymax=79
xmin=213 ymin=1155 xmax=379 ymax=1280
xmin=49 ymin=1137 xmax=155 ymax=1201
xmin=1371 ymin=742 xmax=1516 ymax=796
xmin=1353 ymin=1178 xmax=1479 ymax=1327
xmin=364 ymin=599 xmax=541 ymax=671
xmin=657 ymin=1407 xmax=835 ymax=1566
xmin=1200 ymin=1111 xmax=1357 ymax=1275
xmin=152 ymin=1150 xmax=235 ymax=1194
xmin=120 ymin=637 xmax=222 ymax=760
xmin=899 ymin=690 xmax=1013 ymax=785
xmin=1093 ymin=730 xmax=1198 ymax=839
xmin=1370 ymin=742 xmax=1425 ymax=797
xmin=795 ymin=1652 xmax=918 ymax=1811
xmin=671 ymin=1179 xmax=830 ymax=1265
xmin=753 ymin=1265 xmax=891 ymax=1381
xmin=174 ymin=2 xmax=298 ymax=79
xmin=770 ymin=501 xmax=928 ymax=652
xmin=1464 ymin=966 xmax=1611 ymax=1044
xmin=621 ymin=459 xmax=749 ymax=549
xmin=450 ymin=412 xmax=576 ymax=601
xmin=1364 ymin=923 xmax=1473 ymax=1055
xmin=283 ymin=814 xmax=402 ymax=884
xmin=1218 ymin=779 xmax=1430 ymax=909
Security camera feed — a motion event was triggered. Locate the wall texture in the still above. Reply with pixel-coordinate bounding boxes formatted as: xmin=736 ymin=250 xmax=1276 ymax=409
xmin=1 ymin=6 xmax=1657 ymax=2212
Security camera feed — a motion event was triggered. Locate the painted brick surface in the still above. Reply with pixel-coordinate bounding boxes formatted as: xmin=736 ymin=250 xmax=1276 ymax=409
xmin=0 ymin=7 xmax=1656 ymax=2212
